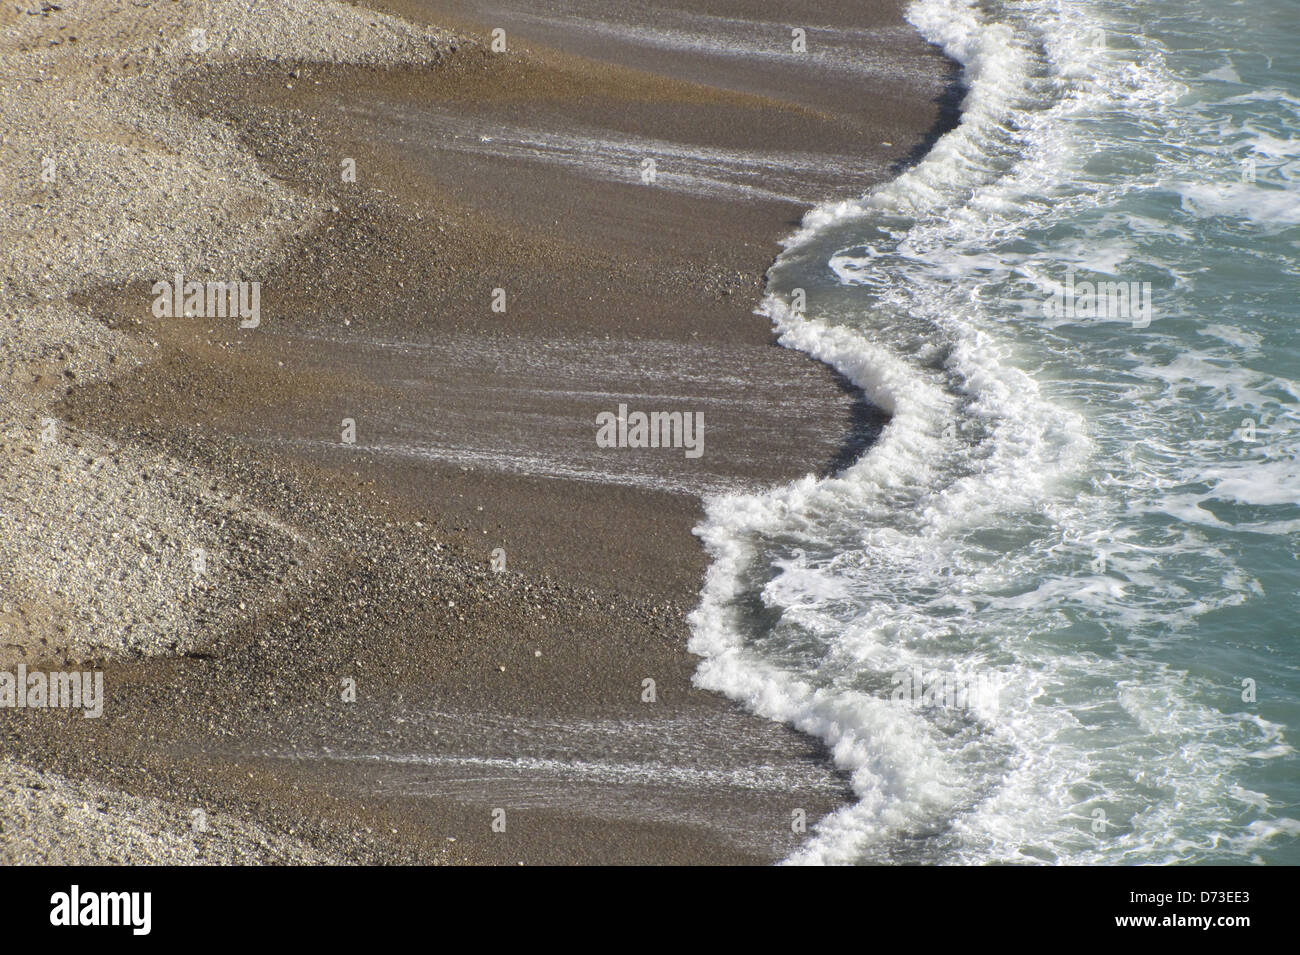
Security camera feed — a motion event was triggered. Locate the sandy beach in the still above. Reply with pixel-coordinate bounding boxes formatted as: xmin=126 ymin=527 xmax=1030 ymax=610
xmin=1 ymin=0 xmax=956 ymax=864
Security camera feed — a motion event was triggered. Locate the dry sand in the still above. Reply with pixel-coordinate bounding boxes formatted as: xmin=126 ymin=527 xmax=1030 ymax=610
xmin=1 ymin=0 xmax=958 ymax=864
xmin=1 ymin=0 xmax=453 ymax=864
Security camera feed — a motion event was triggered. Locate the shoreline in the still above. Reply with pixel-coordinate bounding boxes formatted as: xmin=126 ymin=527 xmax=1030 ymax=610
xmin=1 ymin=0 xmax=959 ymax=864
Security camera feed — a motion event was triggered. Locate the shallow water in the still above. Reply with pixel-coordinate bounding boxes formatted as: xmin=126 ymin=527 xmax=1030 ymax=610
xmin=689 ymin=0 xmax=1300 ymax=864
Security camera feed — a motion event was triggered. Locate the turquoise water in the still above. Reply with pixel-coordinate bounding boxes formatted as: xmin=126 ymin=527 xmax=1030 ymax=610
xmin=689 ymin=0 xmax=1300 ymax=864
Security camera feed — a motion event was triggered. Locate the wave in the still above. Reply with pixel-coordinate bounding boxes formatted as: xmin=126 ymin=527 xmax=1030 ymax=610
xmin=687 ymin=0 xmax=1298 ymax=865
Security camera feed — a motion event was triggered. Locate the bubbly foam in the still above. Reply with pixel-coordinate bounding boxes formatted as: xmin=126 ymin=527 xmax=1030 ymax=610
xmin=688 ymin=0 xmax=1300 ymax=864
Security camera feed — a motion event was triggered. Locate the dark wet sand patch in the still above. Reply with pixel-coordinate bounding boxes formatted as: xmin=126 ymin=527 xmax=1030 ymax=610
xmin=15 ymin=0 xmax=958 ymax=863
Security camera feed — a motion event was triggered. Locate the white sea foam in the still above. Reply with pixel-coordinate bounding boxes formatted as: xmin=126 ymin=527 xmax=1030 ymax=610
xmin=688 ymin=0 xmax=1298 ymax=865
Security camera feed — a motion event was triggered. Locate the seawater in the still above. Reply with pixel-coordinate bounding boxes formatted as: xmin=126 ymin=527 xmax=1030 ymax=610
xmin=690 ymin=0 xmax=1300 ymax=864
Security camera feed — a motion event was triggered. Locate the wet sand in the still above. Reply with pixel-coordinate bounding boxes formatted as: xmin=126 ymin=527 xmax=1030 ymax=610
xmin=5 ymin=0 xmax=958 ymax=863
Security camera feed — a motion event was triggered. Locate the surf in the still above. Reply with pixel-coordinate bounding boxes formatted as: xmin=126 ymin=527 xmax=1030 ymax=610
xmin=688 ymin=0 xmax=1300 ymax=865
